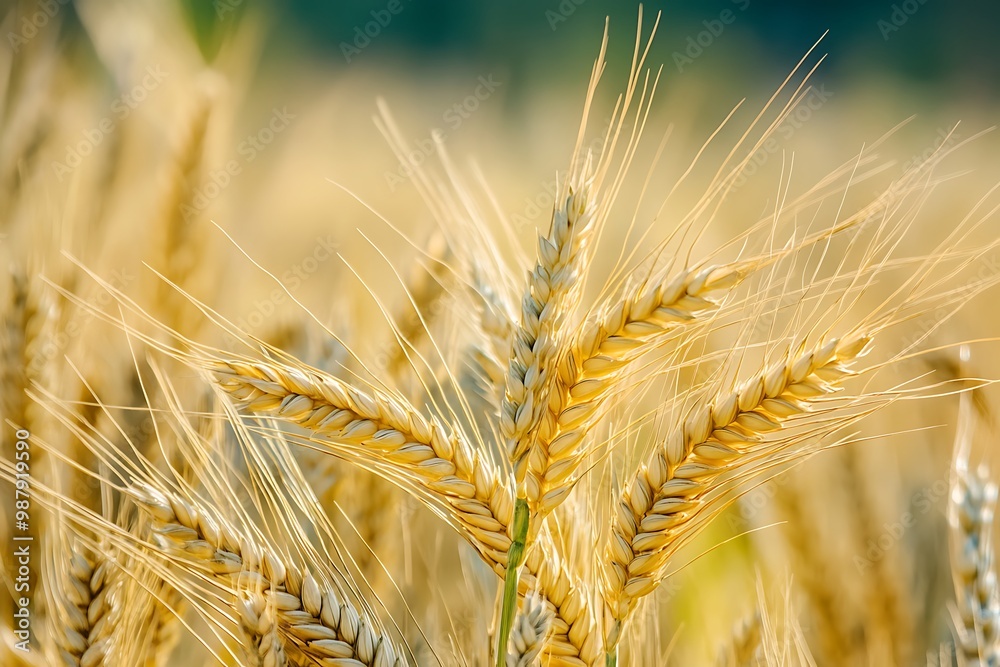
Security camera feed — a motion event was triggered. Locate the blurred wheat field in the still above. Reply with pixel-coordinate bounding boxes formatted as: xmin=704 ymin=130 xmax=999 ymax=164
xmin=3 ymin=1 xmax=1000 ymax=666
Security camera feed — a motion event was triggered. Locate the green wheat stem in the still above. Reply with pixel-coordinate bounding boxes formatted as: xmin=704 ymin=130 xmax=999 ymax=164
xmin=605 ymin=619 xmax=622 ymax=667
xmin=495 ymin=497 xmax=529 ymax=667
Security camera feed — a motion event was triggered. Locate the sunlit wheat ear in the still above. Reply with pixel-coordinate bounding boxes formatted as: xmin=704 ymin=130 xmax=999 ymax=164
xmin=237 ymin=588 xmax=288 ymax=667
xmin=42 ymin=531 xmax=118 ymax=667
xmin=505 ymin=35 xmax=941 ymax=521
xmin=209 ymin=358 xmax=516 ymax=561
xmin=505 ymin=591 xmax=553 ymax=667
xmin=603 ymin=332 xmax=873 ymax=647
xmin=949 ymin=391 xmax=1000 ymax=664
xmin=501 ymin=12 xmax=663 ymax=505
xmin=3 ymin=268 xmax=59 ymax=446
xmin=529 ymin=261 xmax=750 ymax=515
xmin=502 ymin=161 xmax=600 ymax=487
xmin=24 ymin=363 xmax=411 ymax=665
xmin=127 ymin=482 xmax=405 ymax=667
xmin=207 ymin=357 xmax=601 ymax=665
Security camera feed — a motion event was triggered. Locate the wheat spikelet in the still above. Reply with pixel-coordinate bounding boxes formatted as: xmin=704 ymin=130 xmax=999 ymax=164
xmin=42 ymin=535 xmax=118 ymax=667
xmin=109 ymin=528 xmax=187 ymax=667
xmin=506 ymin=592 xmax=553 ymax=667
xmin=210 ymin=358 xmax=515 ymax=559
xmin=529 ymin=262 xmax=749 ymax=515
xmin=951 ymin=463 xmax=1000 ymax=664
xmin=127 ymin=481 xmax=405 ymax=667
xmin=237 ymin=589 xmax=289 ymax=667
xmin=603 ymin=333 xmax=871 ymax=646
xmin=502 ymin=163 xmax=599 ymax=485
xmin=517 ymin=543 xmax=598 ymax=666
xmin=465 ymin=275 xmax=515 ymax=416
xmin=208 ymin=357 xmax=602 ymax=665
xmin=135 ymin=581 xmax=184 ymax=667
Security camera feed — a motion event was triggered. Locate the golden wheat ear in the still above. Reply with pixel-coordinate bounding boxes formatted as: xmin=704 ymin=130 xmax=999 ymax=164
xmin=206 ymin=356 xmax=601 ymax=664
xmin=127 ymin=482 xmax=407 ymax=666
xmin=602 ymin=333 xmax=875 ymax=646
xmin=16 ymin=350 xmax=415 ymax=666
xmin=529 ymin=261 xmax=751 ymax=516
xmin=41 ymin=530 xmax=118 ymax=667
xmin=502 ymin=591 xmax=554 ymax=667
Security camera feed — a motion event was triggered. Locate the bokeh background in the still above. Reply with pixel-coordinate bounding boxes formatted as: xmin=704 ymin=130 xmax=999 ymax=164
xmin=3 ymin=0 xmax=1000 ymax=665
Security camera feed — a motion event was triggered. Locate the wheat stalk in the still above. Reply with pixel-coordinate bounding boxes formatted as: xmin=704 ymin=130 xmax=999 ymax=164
xmin=506 ymin=592 xmax=554 ymax=667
